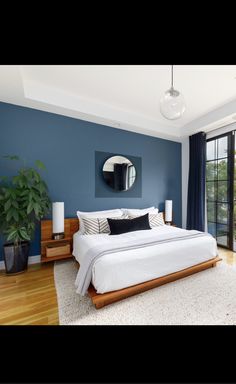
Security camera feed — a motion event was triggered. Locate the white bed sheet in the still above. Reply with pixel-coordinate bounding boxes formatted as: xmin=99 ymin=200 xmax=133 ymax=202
xmin=73 ymin=225 xmax=218 ymax=294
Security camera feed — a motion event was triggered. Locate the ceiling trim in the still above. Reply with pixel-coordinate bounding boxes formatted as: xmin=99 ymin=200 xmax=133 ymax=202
xmin=20 ymin=75 xmax=182 ymax=142
xmin=181 ymin=97 xmax=236 ymax=137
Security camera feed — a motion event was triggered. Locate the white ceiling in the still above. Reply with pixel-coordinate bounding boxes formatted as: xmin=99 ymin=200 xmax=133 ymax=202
xmin=1 ymin=65 xmax=236 ymax=141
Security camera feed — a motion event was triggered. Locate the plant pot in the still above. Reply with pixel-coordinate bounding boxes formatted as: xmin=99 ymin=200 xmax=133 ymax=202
xmin=3 ymin=241 xmax=30 ymax=274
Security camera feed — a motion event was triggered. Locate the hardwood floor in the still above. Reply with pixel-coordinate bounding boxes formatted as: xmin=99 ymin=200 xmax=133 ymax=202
xmin=0 ymin=247 xmax=235 ymax=325
xmin=217 ymin=247 xmax=236 ymax=265
xmin=0 ymin=262 xmax=59 ymax=325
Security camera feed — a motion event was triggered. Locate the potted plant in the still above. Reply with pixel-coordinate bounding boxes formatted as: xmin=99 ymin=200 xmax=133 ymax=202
xmin=0 ymin=156 xmax=51 ymax=274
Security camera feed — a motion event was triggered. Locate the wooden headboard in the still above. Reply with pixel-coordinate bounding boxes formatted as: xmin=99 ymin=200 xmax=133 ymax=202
xmin=41 ymin=218 xmax=79 ymax=241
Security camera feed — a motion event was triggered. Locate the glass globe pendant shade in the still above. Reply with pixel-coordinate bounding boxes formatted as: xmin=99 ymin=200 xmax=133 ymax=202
xmin=160 ymin=87 xmax=186 ymax=120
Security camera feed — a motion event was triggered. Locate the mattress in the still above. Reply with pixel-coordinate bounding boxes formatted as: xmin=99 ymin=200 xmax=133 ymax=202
xmin=73 ymin=225 xmax=218 ymax=294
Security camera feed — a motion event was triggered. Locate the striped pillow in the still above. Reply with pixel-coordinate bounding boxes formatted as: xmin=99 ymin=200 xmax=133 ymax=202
xmin=129 ymin=212 xmax=165 ymax=228
xmin=82 ymin=215 xmax=128 ymax=235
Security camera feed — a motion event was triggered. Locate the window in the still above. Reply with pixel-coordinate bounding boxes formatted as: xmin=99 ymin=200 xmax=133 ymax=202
xmin=206 ymin=132 xmax=234 ymax=249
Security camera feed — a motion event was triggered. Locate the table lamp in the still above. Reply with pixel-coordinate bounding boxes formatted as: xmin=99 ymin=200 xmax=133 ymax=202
xmin=52 ymin=202 xmax=65 ymax=239
xmin=165 ymin=200 xmax=172 ymax=225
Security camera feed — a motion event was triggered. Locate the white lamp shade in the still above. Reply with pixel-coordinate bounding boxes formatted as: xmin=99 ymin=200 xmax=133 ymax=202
xmin=52 ymin=202 xmax=64 ymax=234
xmin=165 ymin=200 xmax=172 ymax=222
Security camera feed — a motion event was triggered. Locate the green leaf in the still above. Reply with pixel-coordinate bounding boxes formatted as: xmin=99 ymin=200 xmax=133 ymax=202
xmin=41 ymin=180 xmax=48 ymax=190
xmin=12 ymin=210 xmax=19 ymax=222
xmin=18 ymin=210 xmax=26 ymax=218
xmin=22 ymin=201 xmax=28 ymax=208
xmin=4 ymin=199 xmax=11 ymax=212
xmin=35 ymin=182 xmax=46 ymax=195
xmin=12 ymin=176 xmax=19 ymax=185
xmin=28 ymin=191 xmax=33 ymax=201
xmin=33 ymin=203 xmax=41 ymax=217
xmin=6 ymin=209 xmax=13 ymax=222
xmin=27 ymin=222 xmax=35 ymax=233
xmin=9 ymin=189 xmax=16 ymax=199
xmin=27 ymin=201 xmax=34 ymax=214
xmin=6 ymin=230 xmax=18 ymax=241
xmin=4 ymin=189 xmax=11 ymax=198
xmin=19 ymin=229 xmax=31 ymax=241
xmin=35 ymin=160 xmax=46 ymax=170
xmin=32 ymin=170 xmax=40 ymax=182
xmin=32 ymin=192 xmax=40 ymax=202
xmin=20 ymin=189 xmax=30 ymax=196
xmin=12 ymin=200 xmax=19 ymax=209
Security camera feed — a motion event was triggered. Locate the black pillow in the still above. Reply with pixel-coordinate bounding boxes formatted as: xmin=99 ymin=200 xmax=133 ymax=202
xmin=107 ymin=213 xmax=151 ymax=235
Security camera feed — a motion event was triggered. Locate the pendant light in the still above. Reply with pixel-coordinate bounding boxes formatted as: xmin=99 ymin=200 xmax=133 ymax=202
xmin=160 ymin=65 xmax=186 ymax=120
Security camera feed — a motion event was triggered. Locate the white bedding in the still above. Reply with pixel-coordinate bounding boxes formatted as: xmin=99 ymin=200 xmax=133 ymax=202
xmin=73 ymin=225 xmax=218 ymax=294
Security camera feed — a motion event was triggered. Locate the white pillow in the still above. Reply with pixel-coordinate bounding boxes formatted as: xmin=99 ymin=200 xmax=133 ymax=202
xmin=122 ymin=207 xmax=158 ymax=216
xmin=77 ymin=209 xmax=123 ymax=234
xmin=129 ymin=212 xmax=165 ymax=227
xmin=82 ymin=216 xmax=127 ymax=235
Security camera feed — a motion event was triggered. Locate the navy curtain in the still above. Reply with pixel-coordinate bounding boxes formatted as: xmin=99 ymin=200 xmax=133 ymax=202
xmin=187 ymin=132 xmax=206 ymax=231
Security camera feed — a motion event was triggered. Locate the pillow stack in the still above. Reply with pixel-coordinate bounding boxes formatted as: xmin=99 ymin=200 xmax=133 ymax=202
xmin=76 ymin=207 xmax=163 ymax=235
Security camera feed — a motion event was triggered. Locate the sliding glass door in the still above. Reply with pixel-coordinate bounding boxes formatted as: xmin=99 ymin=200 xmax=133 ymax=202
xmin=206 ymin=132 xmax=235 ymax=250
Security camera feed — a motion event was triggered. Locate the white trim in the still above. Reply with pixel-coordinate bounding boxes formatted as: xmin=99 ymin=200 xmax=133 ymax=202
xmin=206 ymin=121 xmax=236 ymax=139
xmin=21 ymin=77 xmax=182 ymax=142
xmin=0 ymin=255 xmax=41 ymax=270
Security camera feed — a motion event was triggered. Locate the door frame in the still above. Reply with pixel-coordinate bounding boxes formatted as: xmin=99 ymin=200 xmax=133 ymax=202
xmin=206 ymin=131 xmax=235 ymax=251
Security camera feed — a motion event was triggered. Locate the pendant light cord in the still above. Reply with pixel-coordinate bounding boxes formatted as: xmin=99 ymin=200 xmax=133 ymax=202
xmin=171 ymin=65 xmax=174 ymax=88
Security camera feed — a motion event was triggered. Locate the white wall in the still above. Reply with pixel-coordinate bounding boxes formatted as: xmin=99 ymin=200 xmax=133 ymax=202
xmin=181 ymin=137 xmax=189 ymax=229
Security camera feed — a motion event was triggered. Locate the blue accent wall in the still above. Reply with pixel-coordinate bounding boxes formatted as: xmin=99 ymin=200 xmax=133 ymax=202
xmin=0 ymin=102 xmax=182 ymax=260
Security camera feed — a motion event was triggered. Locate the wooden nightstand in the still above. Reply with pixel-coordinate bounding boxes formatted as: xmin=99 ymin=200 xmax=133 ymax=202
xmin=40 ymin=218 xmax=79 ymax=263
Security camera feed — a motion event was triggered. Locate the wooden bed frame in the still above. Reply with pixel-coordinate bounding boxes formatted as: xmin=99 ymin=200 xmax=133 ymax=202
xmin=68 ymin=217 xmax=221 ymax=309
xmin=87 ymin=256 xmax=221 ymax=309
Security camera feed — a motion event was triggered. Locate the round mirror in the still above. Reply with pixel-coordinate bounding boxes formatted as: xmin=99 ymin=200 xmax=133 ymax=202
xmin=102 ymin=155 xmax=136 ymax=191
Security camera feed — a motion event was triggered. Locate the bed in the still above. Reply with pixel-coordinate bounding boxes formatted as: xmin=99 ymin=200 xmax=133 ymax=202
xmin=73 ymin=221 xmax=220 ymax=309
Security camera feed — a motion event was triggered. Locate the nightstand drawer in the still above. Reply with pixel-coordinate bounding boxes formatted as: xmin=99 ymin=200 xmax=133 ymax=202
xmin=46 ymin=242 xmax=70 ymax=258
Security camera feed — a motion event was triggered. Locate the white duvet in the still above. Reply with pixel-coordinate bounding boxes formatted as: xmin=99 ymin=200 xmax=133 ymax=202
xmin=73 ymin=225 xmax=218 ymax=294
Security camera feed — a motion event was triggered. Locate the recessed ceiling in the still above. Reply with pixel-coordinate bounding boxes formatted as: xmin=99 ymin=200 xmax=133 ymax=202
xmin=0 ymin=65 xmax=236 ymax=141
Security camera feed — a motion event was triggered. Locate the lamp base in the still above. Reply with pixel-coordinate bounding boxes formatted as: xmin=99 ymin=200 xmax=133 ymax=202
xmin=52 ymin=233 xmax=65 ymax=240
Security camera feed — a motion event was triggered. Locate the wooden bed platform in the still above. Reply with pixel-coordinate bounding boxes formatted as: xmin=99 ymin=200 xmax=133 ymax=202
xmin=88 ymin=256 xmax=221 ymax=309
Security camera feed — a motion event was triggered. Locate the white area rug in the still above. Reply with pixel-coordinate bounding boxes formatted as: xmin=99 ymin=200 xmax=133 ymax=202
xmin=54 ymin=260 xmax=236 ymax=325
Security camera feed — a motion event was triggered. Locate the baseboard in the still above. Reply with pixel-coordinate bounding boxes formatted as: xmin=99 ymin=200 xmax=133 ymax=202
xmin=0 ymin=255 xmax=41 ymax=270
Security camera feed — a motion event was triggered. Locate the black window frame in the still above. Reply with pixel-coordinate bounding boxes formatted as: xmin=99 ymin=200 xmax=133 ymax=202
xmin=206 ymin=131 xmax=235 ymax=250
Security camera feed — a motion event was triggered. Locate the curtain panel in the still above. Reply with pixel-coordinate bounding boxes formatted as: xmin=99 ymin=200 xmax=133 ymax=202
xmin=187 ymin=132 xmax=206 ymax=231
